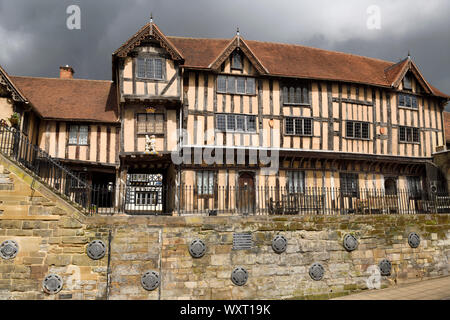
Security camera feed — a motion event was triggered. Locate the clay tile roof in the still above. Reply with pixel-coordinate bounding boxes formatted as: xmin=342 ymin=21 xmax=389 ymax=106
xmin=444 ymin=112 xmax=450 ymax=143
xmin=10 ymin=76 xmax=119 ymax=123
xmin=168 ymin=36 xmax=450 ymax=98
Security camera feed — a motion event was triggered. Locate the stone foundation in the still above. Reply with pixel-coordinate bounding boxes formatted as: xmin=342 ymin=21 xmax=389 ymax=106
xmin=0 ymin=155 xmax=449 ymax=300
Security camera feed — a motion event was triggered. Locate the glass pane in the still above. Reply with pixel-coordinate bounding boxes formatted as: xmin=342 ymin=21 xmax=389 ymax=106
xmin=217 ymin=76 xmax=227 ymax=93
xmin=197 ymin=173 xmax=202 ymax=194
xmin=294 ymin=118 xmax=302 ymax=135
xmin=285 ymin=118 xmax=294 ymax=134
xmin=247 ymin=116 xmax=256 ymax=132
xmin=232 ymin=52 xmax=242 ymax=69
xmin=155 ymin=114 xmax=164 ymax=133
xmin=137 ymin=58 xmax=146 ymax=78
xmin=227 ymin=77 xmax=235 ymax=94
xmin=346 ymin=122 xmax=353 ymax=138
xmin=227 ymin=115 xmax=236 ymax=131
xmin=237 ymin=77 xmax=246 ymax=94
xmin=217 ymin=114 xmax=226 ymax=131
xmin=302 ymin=87 xmax=309 ymax=103
xmin=208 ymin=172 xmax=214 ymax=194
xmin=399 ymin=94 xmax=405 ymax=106
xmin=303 ymin=119 xmax=312 ymax=135
xmin=295 ymin=87 xmax=302 ymax=104
xmin=203 ymin=172 xmax=208 ymax=194
xmin=146 ymin=59 xmax=154 ymax=79
xmin=137 ymin=114 xmax=147 ymax=133
xmin=413 ymin=128 xmax=419 ymax=142
xmin=289 ymin=87 xmax=295 ymax=104
xmin=362 ymin=123 xmax=369 ymax=139
xmin=69 ymin=125 xmax=78 ymax=144
xmin=146 ymin=114 xmax=155 ymax=133
xmin=354 ymin=122 xmax=361 ymax=138
xmin=399 ymin=127 xmax=406 ymax=141
xmin=236 ymin=115 xmax=245 ymax=131
xmin=154 ymin=59 xmax=163 ymax=79
xmin=246 ymin=78 xmax=255 ymax=94
xmin=79 ymin=126 xmax=88 ymax=145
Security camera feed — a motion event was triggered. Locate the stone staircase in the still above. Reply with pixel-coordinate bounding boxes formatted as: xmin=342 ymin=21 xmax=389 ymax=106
xmin=0 ymin=162 xmax=77 ymax=219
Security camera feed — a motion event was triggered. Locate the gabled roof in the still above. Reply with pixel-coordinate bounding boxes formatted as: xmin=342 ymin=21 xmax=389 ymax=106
xmin=0 ymin=65 xmax=28 ymax=104
xmin=167 ymin=36 xmax=450 ymax=99
xmin=208 ymin=35 xmax=269 ymax=74
xmin=385 ymin=57 xmax=434 ymax=95
xmin=10 ymin=76 xmax=119 ymax=123
xmin=114 ymin=22 xmax=184 ymax=61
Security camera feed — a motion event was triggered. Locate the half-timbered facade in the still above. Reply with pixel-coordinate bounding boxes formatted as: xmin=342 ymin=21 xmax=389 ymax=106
xmin=1 ymin=20 xmax=449 ymax=215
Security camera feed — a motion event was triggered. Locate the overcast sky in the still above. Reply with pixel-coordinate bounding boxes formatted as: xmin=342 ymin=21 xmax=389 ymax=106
xmin=0 ymin=0 xmax=449 ymax=107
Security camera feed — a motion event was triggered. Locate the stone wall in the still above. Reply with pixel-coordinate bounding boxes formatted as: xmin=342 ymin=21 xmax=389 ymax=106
xmin=0 ymin=154 xmax=449 ymax=300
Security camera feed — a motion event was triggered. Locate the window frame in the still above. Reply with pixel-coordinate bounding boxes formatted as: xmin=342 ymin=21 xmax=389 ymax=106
xmin=231 ymin=51 xmax=243 ymax=70
xmin=282 ymin=82 xmax=311 ymax=106
xmin=398 ymin=93 xmax=418 ymax=110
xmin=340 ymin=173 xmax=359 ymax=197
xmin=68 ymin=124 xmax=89 ymax=146
xmin=196 ymin=171 xmax=215 ymax=196
xmin=399 ymin=126 xmax=420 ymax=144
xmin=215 ymin=114 xmax=257 ymax=133
xmin=286 ymin=171 xmax=305 ymax=194
xmin=345 ymin=121 xmax=370 ymax=140
xmin=216 ymin=75 xmax=256 ymax=96
xmin=136 ymin=56 xmax=165 ymax=81
xmin=136 ymin=113 xmax=165 ymax=135
xmin=284 ymin=117 xmax=313 ymax=136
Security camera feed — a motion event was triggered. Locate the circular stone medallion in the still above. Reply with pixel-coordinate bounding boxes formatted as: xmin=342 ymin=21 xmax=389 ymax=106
xmin=43 ymin=274 xmax=63 ymax=294
xmin=86 ymin=240 xmax=106 ymax=260
xmin=231 ymin=267 xmax=248 ymax=286
xmin=141 ymin=271 xmax=160 ymax=291
xmin=0 ymin=240 xmax=19 ymax=260
xmin=272 ymin=235 xmax=287 ymax=254
xmin=189 ymin=239 xmax=207 ymax=258
xmin=408 ymin=232 xmax=420 ymax=249
xmin=309 ymin=263 xmax=325 ymax=281
xmin=379 ymin=259 xmax=392 ymax=276
xmin=343 ymin=234 xmax=358 ymax=252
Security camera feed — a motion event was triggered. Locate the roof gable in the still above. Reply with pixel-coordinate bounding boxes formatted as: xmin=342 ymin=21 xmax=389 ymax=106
xmin=0 ymin=65 xmax=27 ymax=103
xmin=385 ymin=58 xmax=434 ymax=94
xmin=208 ymin=36 xmax=268 ymax=74
xmin=114 ymin=23 xmax=184 ymax=61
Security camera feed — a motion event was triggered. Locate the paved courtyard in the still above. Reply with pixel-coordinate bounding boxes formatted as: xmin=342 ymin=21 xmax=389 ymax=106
xmin=333 ymin=276 xmax=450 ymax=300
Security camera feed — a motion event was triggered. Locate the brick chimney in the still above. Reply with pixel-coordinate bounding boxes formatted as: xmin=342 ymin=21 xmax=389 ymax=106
xmin=60 ymin=65 xmax=74 ymax=79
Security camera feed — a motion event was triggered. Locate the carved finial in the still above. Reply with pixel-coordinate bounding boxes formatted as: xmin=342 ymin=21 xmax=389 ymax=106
xmin=236 ymin=27 xmax=240 ymax=47
xmin=407 ymin=50 xmax=411 ymax=59
xmin=150 ymin=12 xmax=153 ymax=24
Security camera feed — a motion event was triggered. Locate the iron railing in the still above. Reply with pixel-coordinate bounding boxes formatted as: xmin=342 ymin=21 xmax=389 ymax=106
xmin=1 ymin=123 xmax=449 ymax=216
xmin=88 ymin=184 xmax=450 ymax=216
xmin=0 ymin=123 xmax=91 ymax=212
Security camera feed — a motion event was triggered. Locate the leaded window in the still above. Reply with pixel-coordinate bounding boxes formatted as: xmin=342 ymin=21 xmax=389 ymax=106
xmin=216 ymin=114 xmax=257 ymax=133
xmin=285 ymin=117 xmax=312 ymax=136
xmin=340 ymin=173 xmax=359 ymax=197
xmin=346 ymin=121 xmax=370 ymax=139
xmin=216 ymin=76 xmax=256 ymax=95
xmin=137 ymin=113 xmax=164 ymax=134
xmin=231 ymin=51 xmax=242 ymax=70
xmin=287 ymin=171 xmax=305 ymax=193
xmin=68 ymin=125 xmax=89 ymax=145
xmin=136 ymin=57 xmax=164 ymax=80
xmin=282 ymin=82 xmax=310 ymax=105
xmin=398 ymin=94 xmax=418 ymax=109
xmin=399 ymin=126 xmax=419 ymax=143
xmin=197 ymin=171 xmax=215 ymax=195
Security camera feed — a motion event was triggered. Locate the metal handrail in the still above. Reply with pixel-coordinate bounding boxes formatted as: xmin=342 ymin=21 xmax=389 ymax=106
xmin=0 ymin=123 xmax=91 ymax=212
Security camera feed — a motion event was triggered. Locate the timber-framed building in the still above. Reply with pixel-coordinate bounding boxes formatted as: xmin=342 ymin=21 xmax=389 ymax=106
xmin=0 ymin=20 xmax=449 ymax=215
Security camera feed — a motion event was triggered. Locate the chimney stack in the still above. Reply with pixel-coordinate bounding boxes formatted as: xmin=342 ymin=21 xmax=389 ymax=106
xmin=60 ymin=65 xmax=74 ymax=79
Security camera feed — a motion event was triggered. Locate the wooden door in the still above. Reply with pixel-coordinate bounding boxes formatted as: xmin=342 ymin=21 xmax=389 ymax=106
xmin=238 ymin=173 xmax=255 ymax=215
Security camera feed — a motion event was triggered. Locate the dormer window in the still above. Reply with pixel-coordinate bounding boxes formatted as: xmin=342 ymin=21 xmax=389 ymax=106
xmin=403 ymin=74 xmax=412 ymax=90
xmin=231 ymin=51 xmax=242 ymax=70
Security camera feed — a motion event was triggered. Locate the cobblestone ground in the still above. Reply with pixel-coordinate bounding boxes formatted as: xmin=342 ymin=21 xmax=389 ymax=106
xmin=333 ymin=276 xmax=450 ymax=300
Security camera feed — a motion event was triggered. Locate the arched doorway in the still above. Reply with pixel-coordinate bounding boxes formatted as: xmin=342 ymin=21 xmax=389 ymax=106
xmin=384 ymin=177 xmax=398 ymax=195
xmin=237 ymin=172 xmax=255 ymax=215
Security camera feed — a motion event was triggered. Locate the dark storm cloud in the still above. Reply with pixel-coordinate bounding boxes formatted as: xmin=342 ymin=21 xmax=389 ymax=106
xmin=0 ymin=0 xmax=449 ymax=108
